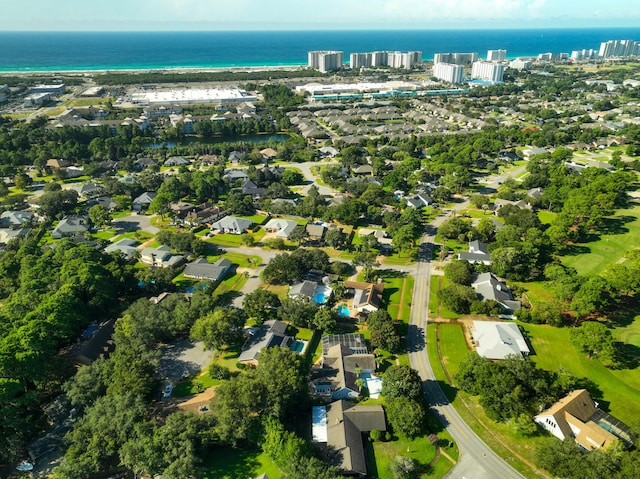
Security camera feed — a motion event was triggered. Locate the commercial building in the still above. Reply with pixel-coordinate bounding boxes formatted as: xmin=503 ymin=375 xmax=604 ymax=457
xmin=24 ymin=92 xmax=52 ymax=108
xmin=130 ymin=88 xmax=257 ymax=106
xmin=308 ymin=51 xmax=344 ymax=72
xmin=471 ymin=61 xmax=505 ymax=83
xmin=486 ymin=49 xmax=507 ymax=61
xmin=598 ymin=39 xmax=640 ymax=58
xmin=433 ymin=52 xmax=478 ymax=65
xmin=30 ymin=84 xmax=66 ymax=95
xmin=509 ymin=58 xmax=532 ymax=70
xmin=432 ymin=62 xmax=465 ymax=84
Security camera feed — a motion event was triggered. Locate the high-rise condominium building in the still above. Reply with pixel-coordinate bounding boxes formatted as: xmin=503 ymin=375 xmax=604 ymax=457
xmin=598 ymin=40 xmax=640 ymax=58
xmin=308 ymin=51 xmax=344 ymax=72
xmin=349 ymin=51 xmax=422 ymax=69
xmin=486 ymin=49 xmax=507 ymax=62
xmin=433 ymin=52 xmax=478 ymax=65
xmin=432 ymin=63 xmax=465 ymax=84
xmin=471 ymin=61 xmax=505 ymax=82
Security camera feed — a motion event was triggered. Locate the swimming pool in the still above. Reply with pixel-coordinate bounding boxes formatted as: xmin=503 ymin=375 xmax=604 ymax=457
xmin=291 ymin=340 xmax=307 ymax=354
xmin=313 ymin=285 xmax=332 ymax=304
xmin=337 ymin=304 xmax=351 ymax=317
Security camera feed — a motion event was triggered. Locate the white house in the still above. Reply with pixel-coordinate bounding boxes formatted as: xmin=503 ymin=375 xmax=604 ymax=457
xmin=472 ymin=320 xmax=530 ymax=360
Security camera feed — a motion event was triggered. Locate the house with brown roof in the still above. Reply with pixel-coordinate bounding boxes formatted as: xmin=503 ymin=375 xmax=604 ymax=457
xmin=534 ymin=389 xmax=635 ymax=451
xmin=343 ymin=280 xmax=384 ymax=314
xmin=312 ymin=400 xmax=386 ymax=477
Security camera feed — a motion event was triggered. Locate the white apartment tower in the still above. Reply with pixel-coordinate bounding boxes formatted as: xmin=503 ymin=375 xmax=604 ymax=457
xmin=486 ymin=49 xmax=507 ymax=61
xmin=349 ymin=51 xmax=421 ymax=69
xmin=598 ymin=40 xmax=640 ymax=58
xmin=471 ymin=61 xmax=505 ymax=82
xmin=432 ymin=63 xmax=465 ymax=84
xmin=308 ymin=51 xmax=344 ymax=72
xmin=433 ymin=52 xmax=478 ymax=65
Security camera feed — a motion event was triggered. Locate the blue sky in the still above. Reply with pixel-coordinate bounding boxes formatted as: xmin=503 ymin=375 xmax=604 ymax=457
xmin=1 ymin=0 xmax=640 ymax=31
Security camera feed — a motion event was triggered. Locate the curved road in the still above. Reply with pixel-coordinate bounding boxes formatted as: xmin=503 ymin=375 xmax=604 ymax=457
xmin=408 ymin=218 xmax=526 ymax=479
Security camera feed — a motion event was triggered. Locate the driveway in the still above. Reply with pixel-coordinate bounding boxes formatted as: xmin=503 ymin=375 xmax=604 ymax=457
xmin=158 ymin=339 xmax=214 ymax=382
xmin=111 ymin=214 xmax=159 ymax=235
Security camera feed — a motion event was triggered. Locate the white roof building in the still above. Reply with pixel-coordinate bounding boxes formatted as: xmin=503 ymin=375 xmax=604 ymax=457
xmin=472 ymin=320 xmax=530 ymax=360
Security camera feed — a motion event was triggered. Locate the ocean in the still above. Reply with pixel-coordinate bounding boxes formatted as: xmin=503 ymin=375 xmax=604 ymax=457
xmin=0 ymin=28 xmax=639 ymax=73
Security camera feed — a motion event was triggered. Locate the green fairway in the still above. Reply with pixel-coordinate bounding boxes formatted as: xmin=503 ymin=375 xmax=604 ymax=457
xmin=519 ymin=321 xmax=640 ymax=426
xmin=561 ymin=202 xmax=640 ymax=275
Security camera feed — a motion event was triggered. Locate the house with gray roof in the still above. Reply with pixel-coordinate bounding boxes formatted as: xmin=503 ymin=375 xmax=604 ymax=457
xmin=472 ymin=320 xmax=530 ymax=360
xmin=104 ymin=238 xmax=139 ymax=260
xmin=183 ymin=258 xmax=232 ymax=283
xmin=406 ymin=193 xmax=432 ymax=209
xmin=223 ymin=169 xmax=249 ymax=182
xmin=140 ymin=245 xmax=185 ymax=268
xmin=264 ymin=218 xmax=299 ymax=239
xmin=238 ymin=319 xmax=295 ymax=367
xmin=0 ymin=227 xmax=30 ymax=246
xmin=132 ymin=191 xmax=157 ymax=212
xmin=0 ymin=210 xmax=34 ymax=226
xmin=458 ymin=240 xmax=492 ymax=265
xmin=164 ymin=156 xmax=190 ymax=167
xmin=210 ymin=216 xmax=254 ymax=234
xmin=51 ymin=215 xmax=89 ymax=239
xmin=311 ymin=343 xmax=376 ymax=400
xmin=306 ymin=223 xmax=327 ymax=242
xmin=472 ymin=272 xmax=521 ymax=312
xmin=70 ymin=182 xmax=104 ymax=199
xmin=312 ymin=400 xmax=386 ymax=478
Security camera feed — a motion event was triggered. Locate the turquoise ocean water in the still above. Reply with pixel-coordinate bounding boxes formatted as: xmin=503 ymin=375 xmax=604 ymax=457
xmin=0 ymin=28 xmax=639 ymax=72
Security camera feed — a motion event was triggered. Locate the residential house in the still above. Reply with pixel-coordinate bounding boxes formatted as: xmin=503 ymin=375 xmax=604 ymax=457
xmin=228 ymin=151 xmax=244 ymax=163
xmin=237 ymin=320 xmax=296 ymax=367
xmin=169 ymin=201 xmax=197 ymax=220
xmin=71 ymin=319 xmax=116 ymax=366
xmin=223 ymin=169 xmax=249 ymax=182
xmin=0 ymin=210 xmax=34 ymax=226
xmin=241 ymin=179 xmax=266 ymax=199
xmin=70 ymin=183 xmax=104 ymax=199
xmin=311 ymin=343 xmax=376 ymax=400
xmin=352 ymin=164 xmax=373 ymax=176
xmin=132 ymin=192 xmax=157 ymax=212
xmin=89 ymin=195 xmax=118 ymax=211
xmin=472 ymin=320 xmax=530 ymax=360
xmin=472 ymin=272 xmax=521 ymax=312
xmin=319 ymin=146 xmax=339 ymax=158
xmin=343 ymin=281 xmax=384 ymax=315
xmin=288 ymin=280 xmax=321 ymax=301
xmin=458 ymin=239 xmax=492 ymax=265
xmin=260 ymin=148 xmax=278 ymax=161
xmin=493 ymin=198 xmax=531 ymax=213
xmin=104 ymin=238 xmax=139 ymax=260
xmin=51 ymin=215 xmax=89 ymax=239
xmin=357 ymin=228 xmax=392 ymax=249
xmin=406 ymin=192 xmax=432 ymax=209
xmin=264 ymin=218 xmax=299 ymax=239
xmin=185 ymin=203 xmax=226 ymax=226
xmin=306 ymin=223 xmax=328 ymax=242
xmin=46 ymin=159 xmax=71 ymax=169
xmin=535 ymin=389 xmax=635 ymax=451
xmin=133 ymin=157 xmax=158 ymax=171
xmin=140 ymin=245 xmax=185 ymax=268
xmin=210 ymin=216 xmax=254 ymax=235
xmin=183 ymin=258 xmax=233 ymax=283
xmin=0 ymin=228 xmax=30 ymax=246
xmin=312 ymin=400 xmax=386 ymax=477
xmin=164 ymin=156 xmax=191 ymax=167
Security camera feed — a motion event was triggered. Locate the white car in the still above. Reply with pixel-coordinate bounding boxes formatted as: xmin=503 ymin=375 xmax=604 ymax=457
xmin=163 ymin=384 xmax=173 ymax=398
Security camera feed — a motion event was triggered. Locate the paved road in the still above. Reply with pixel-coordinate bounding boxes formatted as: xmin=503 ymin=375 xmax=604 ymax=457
xmin=407 ymin=217 xmax=526 ymax=479
xmin=293 ymin=159 xmax=339 ymax=197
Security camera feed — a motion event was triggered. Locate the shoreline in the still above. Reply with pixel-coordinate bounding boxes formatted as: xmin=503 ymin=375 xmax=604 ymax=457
xmin=0 ymin=63 xmax=311 ymax=75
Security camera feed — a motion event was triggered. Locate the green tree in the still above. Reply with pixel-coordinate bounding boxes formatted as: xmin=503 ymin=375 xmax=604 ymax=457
xmin=242 ymin=288 xmax=281 ymax=322
xmin=444 ymin=259 xmax=473 ymax=285
xmin=386 ymin=396 xmax=426 ymax=438
xmin=381 ymin=365 xmax=424 ymax=401
xmin=190 ymin=307 xmax=246 ymax=352
xmin=313 ymin=308 xmax=338 ymax=332
xmin=13 ymin=172 xmax=32 ymax=190
xmin=88 ymin=204 xmax=112 ymax=228
xmin=325 ymin=228 xmax=347 ymax=250
xmin=389 ymin=455 xmax=417 ymax=479
xmin=570 ymin=321 xmax=615 ymax=361
xmin=439 ymin=283 xmax=478 ymax=314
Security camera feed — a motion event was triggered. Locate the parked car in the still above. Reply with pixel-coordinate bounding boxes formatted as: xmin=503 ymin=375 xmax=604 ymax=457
xmin=163 ymin=384 xmax=173 ymax=398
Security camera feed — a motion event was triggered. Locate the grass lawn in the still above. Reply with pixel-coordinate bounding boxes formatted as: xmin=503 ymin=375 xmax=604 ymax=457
xmin=91 ymin=228 xmax=118 ymax=241
xmin=214 ymin=272 xmax=248 ymax=299
xmin=202 ymin=447 xmax=282 ymax=479
xmin=381 ymin=248 xmax=417 ymax=266
xmin=62 ymin=97 xmax=112 ymax=107
xmin=428 ymin=276 xmax=460 ymax=320
xmin=520 ymin=321 xmax=640 ymax=426
xmin=238 ymin=214 xmax=269 ymax=225
xmin=560 ymin=202 xmax=640 ymax=275
xmin=513 ymin=281 xmax=557 ymax=308
xmin=263 ymin=283 xmax=289 ymax=301
xmin=368 ymin=435 xmax=443 ymax=479
xmin=537 ymin=210 xmax=557 ymax=225
xmin=207 ymin=230 xmax=265 ymax=247
xmin=436 ymin=324 xmax=472 ymax=380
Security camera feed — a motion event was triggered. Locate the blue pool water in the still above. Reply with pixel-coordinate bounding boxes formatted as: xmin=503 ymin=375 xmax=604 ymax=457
xmin=338 ymin=305 xmax=351 ymax=317
xmin=291 ymin=340 xmax=306 ymax=353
